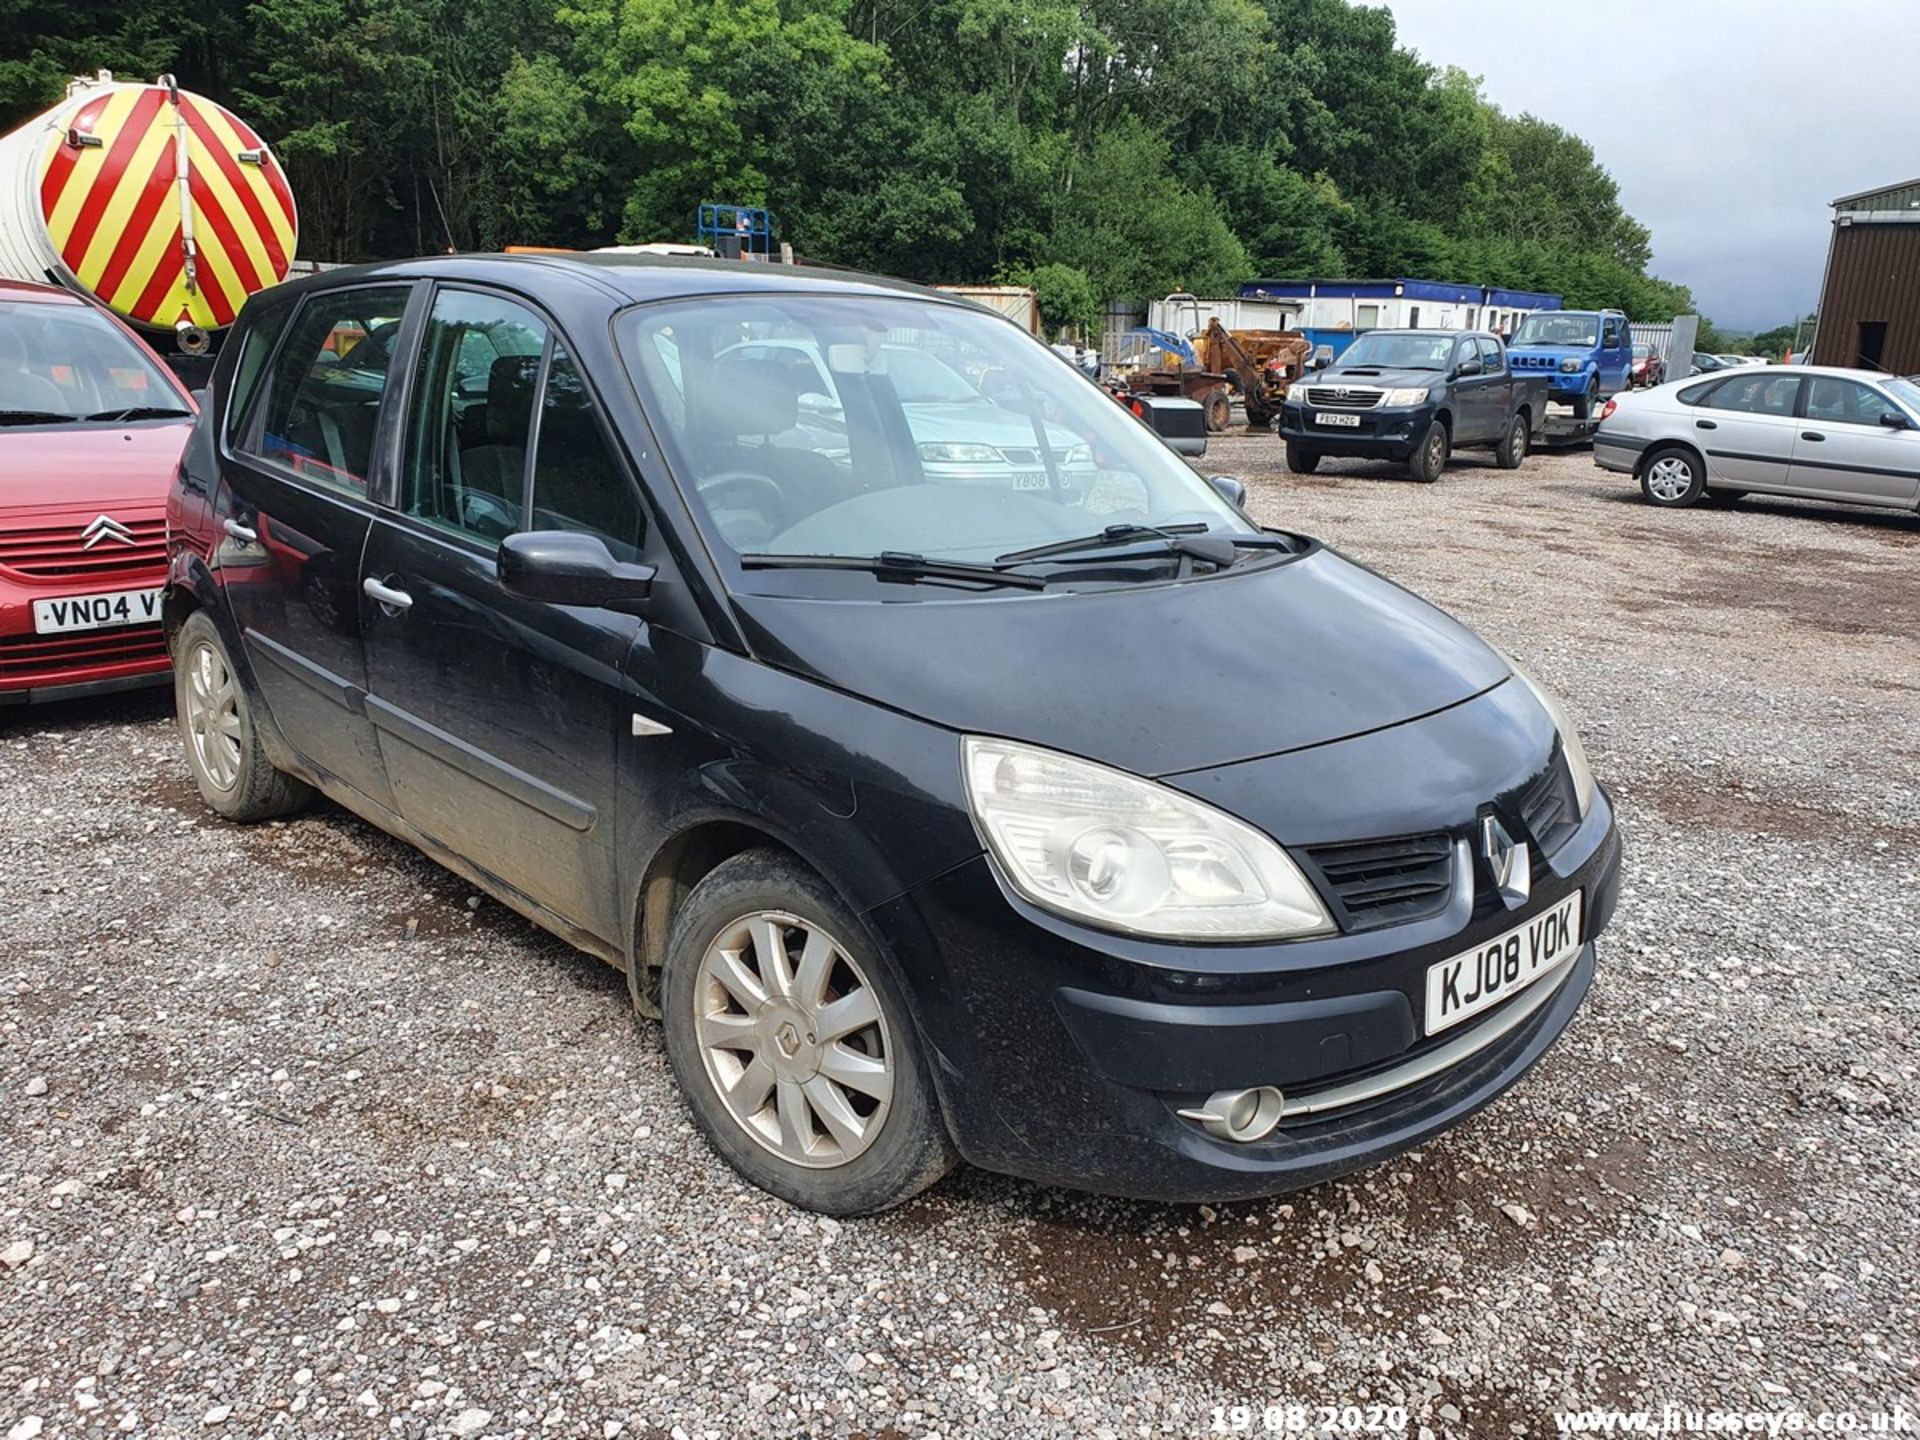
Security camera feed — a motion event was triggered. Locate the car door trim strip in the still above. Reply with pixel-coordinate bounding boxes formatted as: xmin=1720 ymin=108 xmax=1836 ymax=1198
xmin=363 ymin=695 xmax=597 ymax=832
xmin=1705 ymin=447 xmax=1918 ymax=481
xmin=244 ymin=627 xmax=366 ymax=714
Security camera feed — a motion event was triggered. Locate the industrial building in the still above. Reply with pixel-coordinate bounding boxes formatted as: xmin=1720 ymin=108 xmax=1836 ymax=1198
xmin=1234 ymin=277 xmax=1563 ymax=358
xmin=1812 ymin=179 xmax=1920 ymax=372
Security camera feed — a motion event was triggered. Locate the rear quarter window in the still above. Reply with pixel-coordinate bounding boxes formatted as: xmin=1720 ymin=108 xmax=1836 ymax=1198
xmin=1675 ymin=380 xmax=1722 ymax=408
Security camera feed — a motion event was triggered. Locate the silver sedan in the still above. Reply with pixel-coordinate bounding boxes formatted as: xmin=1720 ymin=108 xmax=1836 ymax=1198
xmin=1594 ymin=365 xmax=1920 ymax=512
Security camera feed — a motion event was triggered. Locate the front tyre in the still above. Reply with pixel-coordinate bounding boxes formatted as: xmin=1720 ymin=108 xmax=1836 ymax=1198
xmin=661 ymin=849 xmax=956 ymax=1215
xmin=1640 ymin=446 xmax=1707 ymax=507
xmin=1408 ymin=421 xmax=1449 ymax=483
xmin=1285 ymin=443 xmax=1321 ymax=475
xmin=1495 ymin=413 xmax=1530 ymax=470
xmin=173 ymin=610 xmax=312 ymax=822
xmin=1571 ymin=376 xmax=1600 ymax=420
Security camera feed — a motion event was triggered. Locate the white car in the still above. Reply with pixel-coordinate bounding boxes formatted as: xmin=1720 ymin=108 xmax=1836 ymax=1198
xmin=1594 ymin=365 xmax=1920 ymax=512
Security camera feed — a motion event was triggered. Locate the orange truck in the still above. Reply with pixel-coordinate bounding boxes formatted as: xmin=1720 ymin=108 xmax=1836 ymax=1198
xmin=0 ymin=71 xmax=299 ymax=356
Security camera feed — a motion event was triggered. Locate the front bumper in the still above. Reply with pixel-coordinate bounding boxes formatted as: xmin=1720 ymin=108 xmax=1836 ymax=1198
xmin=874 ymin=786 xmax=1622 ymax=1203
xmin=0 ymin=580 xmax=171 ymax=705
xmin=1279 ymin=404 xmax=1433 ymax=459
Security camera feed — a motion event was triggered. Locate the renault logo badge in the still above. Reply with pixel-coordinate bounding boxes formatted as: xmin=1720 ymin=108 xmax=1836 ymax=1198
xmin=80 ymin=514 xmax=136 ymax=549
xmin=1480 ymin=815 xmax=1530 ymax=910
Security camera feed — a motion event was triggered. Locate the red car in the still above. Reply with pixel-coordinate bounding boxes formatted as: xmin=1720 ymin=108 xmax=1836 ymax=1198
xmin=1629 ymin=342 xmax=1666 ymax=389
xmin=0 ymin=280 xmax=196 ymax=706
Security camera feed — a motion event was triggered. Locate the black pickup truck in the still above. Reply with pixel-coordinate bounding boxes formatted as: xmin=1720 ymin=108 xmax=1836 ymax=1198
xmin=1278 ymin=329 xmax=1548 ymax=482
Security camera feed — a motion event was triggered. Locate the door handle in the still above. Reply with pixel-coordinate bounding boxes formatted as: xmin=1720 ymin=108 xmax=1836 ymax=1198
xmin=362 ymin=576 xmax=413 ymax=611
xmin=222 ymin=517 xmax=257 ymax=543
xmin=1801 ymin=431 xmax=1825 ymax=442
xmin=1694 ymin=419 xmax=1716 ymax=430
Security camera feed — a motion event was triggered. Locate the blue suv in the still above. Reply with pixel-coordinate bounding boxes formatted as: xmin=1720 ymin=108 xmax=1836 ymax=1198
xmin=1507 ymin=309 xmax=1632 ymax=419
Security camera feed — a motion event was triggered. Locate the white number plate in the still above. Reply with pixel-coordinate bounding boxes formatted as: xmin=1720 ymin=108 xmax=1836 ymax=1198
xmin=1424 ymin=890 xmax=1582 ymax=1036
xmin=1314 ymin=412 xmax=1362 ymax=427
xmin=31 ymin=587 xmax=163 ymax=635
xmin=1010 ymin=471 xmax=1050 ymax=491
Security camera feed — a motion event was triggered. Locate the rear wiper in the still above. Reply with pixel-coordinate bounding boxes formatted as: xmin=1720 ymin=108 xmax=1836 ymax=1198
xmin=995 ymin=522 xmax=1210 ymax=565
xmin=739 ymin=550 xmax=1049 ymax=590
xmin=0 ymin=409 xmax=78 ymax=425
xmin=86 ymin=405 xmax=192 ymax=421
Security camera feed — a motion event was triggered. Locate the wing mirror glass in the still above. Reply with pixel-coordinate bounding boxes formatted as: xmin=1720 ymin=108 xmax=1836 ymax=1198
xmin=1207 ymin=474 xmax=1247 ymax=508
xmin=498 ymin=531 xmax=655 ymax=613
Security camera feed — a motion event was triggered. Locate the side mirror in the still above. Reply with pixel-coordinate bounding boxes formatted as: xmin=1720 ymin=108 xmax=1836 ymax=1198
xmin=498 ymin=530 xmax=655 ymax=613
xmin=1207 ymin=474 xmax=1247 ymax=508
xmin=1879 ymin=409 xmax=1911 ymax=430
xmin=1455 ymin=358 xmax=1484 ymax=377
xmin=1311 ymin=351 xmax=1332 ymax=370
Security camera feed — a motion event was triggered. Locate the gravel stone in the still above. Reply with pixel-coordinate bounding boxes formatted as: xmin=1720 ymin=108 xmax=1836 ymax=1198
xmin=0 ymin=441 xmax=1915 ymax=1438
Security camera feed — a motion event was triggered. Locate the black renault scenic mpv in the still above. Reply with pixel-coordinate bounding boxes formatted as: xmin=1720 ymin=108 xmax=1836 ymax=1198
xmin=163 ymin=254 xmax=1622 ymax=1214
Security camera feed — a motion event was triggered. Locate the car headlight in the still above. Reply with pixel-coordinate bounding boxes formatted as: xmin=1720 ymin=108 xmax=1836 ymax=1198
xmin=1064 ymin=443 xmax=1094 ymax=466
xmin=1501 ymin=657 xmax=1597 ymax=820
xmin=1383 ymin=387 xmax=1430 ymax=406
xmin=1559 ymin=358 xmax=1583 ymax=374
xmin=962 ymin=737 xmax=1336 ymax=941
xmin=919 ymin=442 xmax=1001 ymax=464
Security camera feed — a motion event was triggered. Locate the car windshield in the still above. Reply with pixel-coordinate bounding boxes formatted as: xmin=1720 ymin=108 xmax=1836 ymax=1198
xmin=620 ymin=293 xmax=1245 ymax=577
xmin=1335 ymin=332 xmax=1454 ymax=370
xmin=1881 ymin=376 xmax=1920 ymax=415
xmin=1511 ymin=314 xmax=1600 ymax=349
xmin=0 ymin=299 xmax=186 ymax=425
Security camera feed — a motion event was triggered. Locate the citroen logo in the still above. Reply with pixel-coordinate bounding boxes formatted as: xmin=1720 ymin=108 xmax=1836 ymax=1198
xmin=80 ymin=514 xmax=135 ymax=549
xmin=1480 ymin=815 xmax=1531 ymax=910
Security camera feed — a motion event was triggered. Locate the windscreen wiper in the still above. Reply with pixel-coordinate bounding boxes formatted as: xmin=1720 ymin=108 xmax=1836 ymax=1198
xmin=0 ymin=409 xmax=79 ymax=426
xmin=995 ymin=522 xmax=1210 ymax=565
xmin=739 ymin=550 xmax=1049 ymax=590
xmin=86 ymin=405 xmax=193 ymax=421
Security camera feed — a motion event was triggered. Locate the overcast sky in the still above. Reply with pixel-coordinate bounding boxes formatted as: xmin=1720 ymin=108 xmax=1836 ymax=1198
xmin=1380 ymin=0 xmax=1920 ymax=331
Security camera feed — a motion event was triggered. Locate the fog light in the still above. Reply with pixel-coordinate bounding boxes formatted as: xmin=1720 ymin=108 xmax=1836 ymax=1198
xmin=1177 ymin=1085 xmax=1286 ymax=1143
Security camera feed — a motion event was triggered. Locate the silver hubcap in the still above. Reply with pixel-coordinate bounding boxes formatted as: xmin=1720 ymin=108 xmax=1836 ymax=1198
xmin=1647 ymin=455 xmax=1693 ymax=501
xmin=183 ymin=639 xmax=243 ymax=791
xmin=693 ymin=910 xmax=893 ymax=1169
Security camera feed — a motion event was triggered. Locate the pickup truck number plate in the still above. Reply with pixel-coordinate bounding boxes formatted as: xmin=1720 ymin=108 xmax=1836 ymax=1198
xmin=1314 ymin=412 xmax=1362 ymax=428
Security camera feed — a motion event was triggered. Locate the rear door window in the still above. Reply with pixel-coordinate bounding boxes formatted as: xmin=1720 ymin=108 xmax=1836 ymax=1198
xmin=1706 ymin=373 xmax=1801 ymax=416
xmin=246 ymin=285 xmax=413 ymax=494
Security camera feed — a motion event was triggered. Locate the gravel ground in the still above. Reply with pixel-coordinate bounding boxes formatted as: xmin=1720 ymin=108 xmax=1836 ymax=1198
xmin=3 ymin=441 xmax=1917 ymax=1440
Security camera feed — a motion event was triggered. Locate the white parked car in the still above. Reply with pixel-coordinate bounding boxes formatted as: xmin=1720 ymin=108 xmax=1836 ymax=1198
xmin=1594 ymin=365 xmax=1920 ymax=511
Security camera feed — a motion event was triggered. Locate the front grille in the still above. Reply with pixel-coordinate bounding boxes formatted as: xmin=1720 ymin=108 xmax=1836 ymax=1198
xmin=0 ymin=516 xmax=168 ymax=582
xmin=1303 ymin=386 xmax=1381 ymax=410
xmin=0 ymin=626 xmax=168 ymax=681
xmin=1304 ymin=832 xmax=1454 ymax=932
xmin=1510 ymin=355 xmax=1561 ymax=372
xmin=1516 ymin=752 xmax=1582 ymax=857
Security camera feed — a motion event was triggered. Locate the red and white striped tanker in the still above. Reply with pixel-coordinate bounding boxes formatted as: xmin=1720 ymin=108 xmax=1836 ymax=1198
xmin=0 ymin=71 xmax=298 ymax=353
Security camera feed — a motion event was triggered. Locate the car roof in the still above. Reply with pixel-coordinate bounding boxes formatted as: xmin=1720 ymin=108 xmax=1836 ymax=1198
xmin=0 ymin=277 xmax=87 ymax=306
xmin=1691 ymin=363 xmax=1897 ymax=384
xmin=266 ymin=252 xmax=951 ymax=310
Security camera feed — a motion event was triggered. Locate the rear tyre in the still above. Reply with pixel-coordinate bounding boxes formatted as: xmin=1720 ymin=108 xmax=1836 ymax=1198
xmin=1495 ymin=413 xmax=1530 ymax=470
xmin=1407 ymin=421 xmax=1449 ymax=483
xmin=1285 ymin=443 xmax=1321 ymax=475
xmin=173 ymin=609 xmax=312 ymax=822
xmin=661 ymin=848 xmax=956 ymax=1215
xmin=1202 ymin=387 xmax=1231 ymax=432
xmin=1639 ymin=446 xmax=1707 ymax=508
